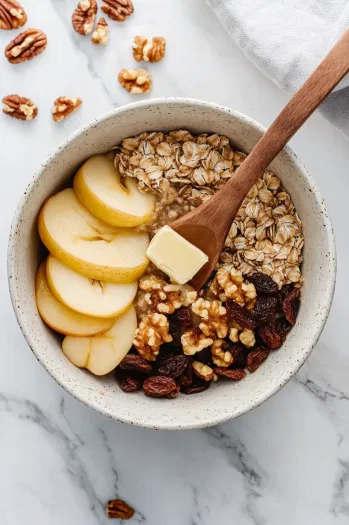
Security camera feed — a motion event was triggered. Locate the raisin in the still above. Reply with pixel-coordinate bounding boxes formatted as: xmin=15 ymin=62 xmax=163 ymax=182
xmin=180 ymin=359 xmax=193 ymax=387
xmin=282 ymin=287 xmax=301 ymax=325
xmin=120 ymin=374 xmax=143 ymax=392
xmin=279 ymin=283 xmax=294 ymax=301
xmin=247 ymin=346 xmax=270 ymax=372
xmin=158 ymin=342 xmax=181 ymax=361
xmin=259 ymin=323 xmax=282 ymax=350
xmin=143 ymin=376 xmax=177 ymax=398
xmin=119 ymin=354 xmax=152 ymax=375
xmin=253 ymin=295 xmax=278 ymax=324
xmin=229 ymin=343 xmax=248 ymax=368
xmin=167 ymin=383 xmax=181 ymax=399
xmin=182 ymin=382 xmax=211 ymax=395
xmin=250 ymin=272 xmax=278 ymax=294
xmin=195 ymin=347 xmax=213 ymax=365
xmin=214 ymin=368 xmax=246 ymax=380
xmin=168 ymin=319 xmax=182 ymax=348
xmin=226 ymin=299 xmax=256 ymax=329
xmin=172 ymin=306 xmax=192 ymax=326
xmin=275 ymin=317 xmax=292 ymax=340
xmin=157 ymin=354 xmax=189 ymax=378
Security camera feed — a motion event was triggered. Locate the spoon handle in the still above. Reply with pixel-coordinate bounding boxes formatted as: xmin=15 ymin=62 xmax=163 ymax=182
xmin=225 ymin=28 xmax=349 ymax=212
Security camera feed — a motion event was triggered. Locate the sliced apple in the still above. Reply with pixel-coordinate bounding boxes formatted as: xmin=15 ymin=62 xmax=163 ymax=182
xmin=38 ymin=188 xmax=149 ymax=283
xmin=74 ymin=154 xmax=155 ymax=227
xmin=35 ymin=262 xmax=113 ymax=337
xmin=62 ymin=305 xmax=137 ymax=376
xmin=46 ymin=255 xmax=137 ymax=318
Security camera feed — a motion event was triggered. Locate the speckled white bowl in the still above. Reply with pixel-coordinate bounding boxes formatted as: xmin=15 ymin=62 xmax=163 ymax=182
xmin=8 ymin=98 xmax=336 ymax=430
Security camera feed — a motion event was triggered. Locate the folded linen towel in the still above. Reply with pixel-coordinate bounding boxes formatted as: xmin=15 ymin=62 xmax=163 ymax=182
xmin=206 ymin=0 xmax=349 ymax=136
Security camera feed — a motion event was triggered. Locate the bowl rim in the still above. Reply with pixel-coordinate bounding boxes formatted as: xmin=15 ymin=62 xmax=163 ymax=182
xmin=7 ymin=97 xmax=337 ymax=430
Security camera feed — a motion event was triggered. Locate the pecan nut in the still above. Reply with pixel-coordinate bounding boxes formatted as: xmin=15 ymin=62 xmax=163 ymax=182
xmin=2 ymin=95 xmax=38 ymax=120
xmin=91 ymin=17 xmax=109 ymax=44
xmin=52 ymin=97 xmax=82 ymax=122
xmin=133 ymin=36 xmax=166 ymax=63
xmin=72 ymin=0 xmax=97 ymax=35
xmin=101 ymin=0 xmax=134 ymax=22
xmin=5 ymin=28 xmax=47 ymax=64
xmin=0 ymin=0 xmax=27 ymax=30
xmin=118 ymin=69 xmax=152 ymax=94
xmin=106 ymin=499 xmax=135 ymax=519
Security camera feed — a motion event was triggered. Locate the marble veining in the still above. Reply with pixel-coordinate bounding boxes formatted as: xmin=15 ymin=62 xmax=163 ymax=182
xmin=1 ymin=0 xmax=349 ymax=523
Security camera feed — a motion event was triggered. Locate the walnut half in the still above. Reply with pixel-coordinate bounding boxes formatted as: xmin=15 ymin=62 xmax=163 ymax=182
xmin=118 ymin=69 xmax=152 ymax=94
xmin=52 ymin=97 xmax=82 ymax=122
xmin=5 ymin=28 xmax=47 ymax=64
xmin=133 ymin=313 xmax=172 ymax=361
xmin=0 ymin=0 xmax=27 ymax=30
xmin=133 ymin=36 xmax=166 ymax=63
xmin=2 ymin=94 xmax=38 ymax=120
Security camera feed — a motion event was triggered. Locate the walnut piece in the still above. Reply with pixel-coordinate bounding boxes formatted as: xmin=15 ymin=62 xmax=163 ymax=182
xmin=133 ymin=313 xmax=172 ymax=361
xmin=192 ymin=361 xmax=214 ymax=382
xmin=52 ymin=97 xmax=82 ymax=122
xmin=0 ymin=0 xmax=27 ymax=30
xmin=118 ymin=69 xmax=152 ymax=94
xmin=72 ymin=0 xmax=97 ymax=35
xmin=91 ymin=17 xmax=109 ymax=44
xmin=133 ymin=36 xmax=166 ymax=63
xmin=191 ymin=298 xmax=228 ymax=339
xmin=137 ymin=274 xmax=197 ymax=315
xmin=106 ymin=499 xmax=134 ymax=520
xmin=101 ymin=0 xmax=134 ymax=22
xmin=5 ymin=28 xmax=47 ymax=64
xmin=2 ymin=95 xmax=38 ymax=120
xmin=181 ymin=327 xmax=213 ymax=356
xmin=239 ymin=328 xmax=256 ymax=348
xmin=211 ymin=265 xmax=256 ymax=311
xmin=211 ymin=339 xmax=233 ymax=368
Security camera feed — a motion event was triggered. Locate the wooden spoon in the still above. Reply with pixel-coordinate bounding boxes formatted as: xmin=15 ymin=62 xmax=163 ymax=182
xmin=171 ymin=29 xmax=349 ymax=290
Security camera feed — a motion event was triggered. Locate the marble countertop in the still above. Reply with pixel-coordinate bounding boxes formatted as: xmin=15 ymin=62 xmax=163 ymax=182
xmin=1 ymin=1 xmax=349 ymax=523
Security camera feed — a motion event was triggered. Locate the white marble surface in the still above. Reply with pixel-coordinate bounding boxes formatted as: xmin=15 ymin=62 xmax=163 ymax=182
xmin=1 ymin=1 xmax=349 ymax=523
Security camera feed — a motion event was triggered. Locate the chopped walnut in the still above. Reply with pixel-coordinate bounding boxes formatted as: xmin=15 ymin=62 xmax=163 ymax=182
xmin=139 ymin=275 xmax=182 ymax=314
xmin=2 ymin=95 xmax=38 ymax=120
xmin=211 ymin=265 xmax=256 ymax=310
xmin=133 ymin=36 xmax=166 ymax=62
xmin=192 ymin=361 xmax=214 ymax=382
xmin=191 ymin=298 xmax=228 ymax=339
xmin=52 ymin=97 xmax=82 ymax=122
xmin=118 ymin=68 xmax=152 ymax=94
xmin=133 ymin=313 xmax=172 ymax=361
xmin=72 ymin=0 xmax=97 ymax=35
xmin=181 ymin=327 xmax=213 ymax=356
xmin=239 ymin=328 xmax=256 ymax=348
xmin=211 ymin=340 xmax=233 ymax=367
xmin=91 ymin=18 xmax=109 ymax=44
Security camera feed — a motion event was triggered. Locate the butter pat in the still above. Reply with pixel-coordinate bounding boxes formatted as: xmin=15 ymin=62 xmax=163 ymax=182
xmin=146 ymin=225 xmax=208 ymax=284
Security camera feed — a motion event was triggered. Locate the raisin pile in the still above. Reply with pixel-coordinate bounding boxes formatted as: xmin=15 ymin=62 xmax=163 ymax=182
xmin=115 ymin=272 xmax=301 ymax=398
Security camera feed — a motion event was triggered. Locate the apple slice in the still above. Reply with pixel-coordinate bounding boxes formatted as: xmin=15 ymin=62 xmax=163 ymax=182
xmin=38 ymin=188 xmax=149 ymax=283
xmin=62 ymin=305 xmax=137 ymax=376
xmin=35 ymin=262 xmax=113 ymax=336
xmin=74 ymin=154 xmax=155 ymax=227
xmin=46 ymin=255 xmax=137 ymax=318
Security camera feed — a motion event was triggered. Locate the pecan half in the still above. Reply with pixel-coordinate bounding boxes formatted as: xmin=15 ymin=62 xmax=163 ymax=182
xmin=91 ymin=17 xmax=109 ymax=44
xmin=101 ymin=0 xmax=134 ymax=22
xmin=118 ymin=68 xmax=152 ymax=94
xmin=133 ymin=36 xmax=166 ymax=63
xmin=2 ymin=95 xmax=38 ymax=120
xmin=0 ymin=0 xmax=27 ymax=30
xmin=106 ymin=499 xmax=135 ymax=519
xmin=52 ymin=97 xmax=82 ymax=122
xmin=5 ymin=28 xmax=47 ymax=64
xmin=72 ymin=0 xmax=97 ymax=35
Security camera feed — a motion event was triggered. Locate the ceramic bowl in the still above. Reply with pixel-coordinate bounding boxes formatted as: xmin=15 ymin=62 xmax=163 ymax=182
xmin=8 ymin=98 xmax=336 ymax=430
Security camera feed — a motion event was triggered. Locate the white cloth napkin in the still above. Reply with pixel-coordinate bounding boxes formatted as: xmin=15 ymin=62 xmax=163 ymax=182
xmin=206 ymin=0 xmax=349 ymax=136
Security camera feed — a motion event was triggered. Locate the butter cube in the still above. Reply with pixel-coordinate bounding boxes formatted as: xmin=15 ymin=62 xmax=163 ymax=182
xmin=146 ymin=225 xmax=208 ymax=285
